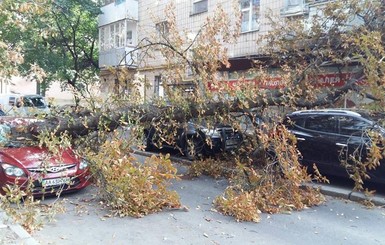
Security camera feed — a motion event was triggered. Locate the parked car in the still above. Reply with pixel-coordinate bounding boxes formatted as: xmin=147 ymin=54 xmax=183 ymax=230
xmin=0 ymin=118 xmax=91 ymax=196
xmin=0 ymin=93 xmax=51 ymax=117
xmin=283 ymin=109 xmax=385 ymax=185
xmin=143 ymin=119 xmax=243 ymax=160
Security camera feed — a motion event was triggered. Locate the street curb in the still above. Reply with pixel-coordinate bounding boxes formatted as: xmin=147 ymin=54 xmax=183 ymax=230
xmin=349 ymin=191 xmax=385 ymax=206
xmin=0 ymin=210 xmax=40 ymax=245
xmin=309 ymin=183 xmax=385 ymax=206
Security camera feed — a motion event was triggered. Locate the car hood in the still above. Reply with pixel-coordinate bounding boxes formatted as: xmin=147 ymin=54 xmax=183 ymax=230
xmin=0 ymin=146 xmax=78 ymax=168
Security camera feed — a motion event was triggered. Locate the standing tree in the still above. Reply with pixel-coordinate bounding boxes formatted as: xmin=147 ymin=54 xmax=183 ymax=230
xmin=0 ymin=0 xmax=101 ymax=100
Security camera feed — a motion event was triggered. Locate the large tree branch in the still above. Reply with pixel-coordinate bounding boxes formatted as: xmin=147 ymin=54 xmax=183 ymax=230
xmin=15 ymin=70 xmax=368 ymax=142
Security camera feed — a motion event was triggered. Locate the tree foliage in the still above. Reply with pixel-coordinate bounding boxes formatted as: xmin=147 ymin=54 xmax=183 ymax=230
xmin=87 ymin=140 xmax=181 ymax=217
xmin=257 ymin=0 xmax=385 ymax=109
xmin=0 ymin=0 xmax=101 ymax=96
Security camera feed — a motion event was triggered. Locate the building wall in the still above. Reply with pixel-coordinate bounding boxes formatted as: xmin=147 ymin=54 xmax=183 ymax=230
xmin=137 ymin=0 xmax=284 ymax=62
xmin=99 ymin=0 xmax=339 ymax=102
xmin=1 ymin=77 xmax=74 ymax=106
xmin=137 ymin=0 xmax=284 ymax=100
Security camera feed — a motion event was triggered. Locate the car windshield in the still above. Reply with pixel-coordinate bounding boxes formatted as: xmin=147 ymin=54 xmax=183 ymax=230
xmin=24 ymin=96 xmax=47 ymax=108
xmin=0 ymin=123 xmax=38 ymax=147
xmin=0 ymin=124 xmax=13 ymax=146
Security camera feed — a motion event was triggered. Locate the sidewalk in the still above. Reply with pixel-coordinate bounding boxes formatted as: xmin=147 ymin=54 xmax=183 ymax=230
xmin=0 ymin=210 xmax=39 ymax=245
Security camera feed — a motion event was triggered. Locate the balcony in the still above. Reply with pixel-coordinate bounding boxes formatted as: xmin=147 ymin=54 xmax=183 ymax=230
xmin=280 ymin=0 xmax=309 ymax=17
xmin=99 ymin=46 xmax=137 ymax=68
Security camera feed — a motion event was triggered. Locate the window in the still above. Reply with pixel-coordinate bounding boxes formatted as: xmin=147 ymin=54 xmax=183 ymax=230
xmin=338 ymin=116 xmax=370 ymax=136
xmin=281 ymin=0 xmax=308 ymax=17
xmin=100 ymin=28 xmax=106 ymax=51
xmin=192 ymin=0 xmax=208 ymax=15
xmin=288 ymin=117 xmax=306 ymax=128
xmin=126 ymin=20 xmax=136 ymax=45
xmin=114 ymin=22 xmax=125 ymax=48
xmin=8 ymin=97 xmax=15 ymax=106
xmin=27 ymin=97 xmax=46 ymax=108
xmin=156 ymin=21 xmax=169 ymax=38
xmin=99 ymin=20 xmax=129 ymax=51
xmin=109 ymin=22 xmax=125 ymax=48
xmin=305 ymin=115 xmax=337 ymax=133
xmin=109 ymin=25 xmax=115 ymax=48
xmin=288 ymin=0 xmax=302 ymax=7
xmin=240 ymin=0 xmax=260 ymax=33
xmin=126 ymin=30 xmax=133 ymax=45
xmin=154 ymin=76 xmax=163 ymax=97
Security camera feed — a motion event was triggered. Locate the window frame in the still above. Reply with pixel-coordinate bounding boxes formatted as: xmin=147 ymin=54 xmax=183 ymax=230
xmin=304 ymin=115 xmax=338 ymax=134
xmin=337 ymin=116 xmax=371 ymax=136
xmin=99 ymin=20 xmax=128 ymax=52
xmin=155 ymin=21 xmax=170 ymax=39
xmin=240 ymin=0 xmax=260 ymax=33
xmin=100 ymin=27 xmax=106 ymax=51
xmin=154 ymin=75 xmax=163 ymax=97
xmin=191 ymin=0 xmax=208 ymax=15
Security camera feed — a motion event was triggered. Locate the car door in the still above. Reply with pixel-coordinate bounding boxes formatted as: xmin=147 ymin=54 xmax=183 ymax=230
xmin=333 ymin=115 xmax=372 ymax=177
xmin=288 ymin=114 xmax=339 ymax=173
xmin=298 ymin=115 xmax=338 ymax=170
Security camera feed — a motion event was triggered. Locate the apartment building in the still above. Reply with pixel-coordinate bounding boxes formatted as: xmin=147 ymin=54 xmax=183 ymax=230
xmin=98 ymin=0 xmax=360 ymax=103
xmin=98 ymin=0 xmax=139 ymax=95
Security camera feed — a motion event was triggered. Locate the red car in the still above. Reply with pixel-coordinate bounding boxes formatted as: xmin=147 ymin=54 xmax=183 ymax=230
xmin=0 ymin=118 xmax=91 ymax=196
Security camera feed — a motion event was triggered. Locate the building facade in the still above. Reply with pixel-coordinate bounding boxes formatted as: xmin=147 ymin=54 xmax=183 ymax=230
xmin=98 ymin=0 xmax=358 ymax=103
xmin=137 ymin=0 xmax=274 ymax=99
xmin=98 ymin=0 xmax=139 ymax=95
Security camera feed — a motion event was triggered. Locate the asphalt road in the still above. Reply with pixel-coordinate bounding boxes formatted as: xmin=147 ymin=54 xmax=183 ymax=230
xmin=31 ymin=153 xmax=385 ymax=245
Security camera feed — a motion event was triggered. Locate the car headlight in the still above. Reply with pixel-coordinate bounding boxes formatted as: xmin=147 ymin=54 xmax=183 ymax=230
xmin=79 ymin=159 xmax=89 ymax=170
xmin=1 ymin=163 xmax=26 ymax=177
xmin=201 ymin=128 xmax=221 ymax=138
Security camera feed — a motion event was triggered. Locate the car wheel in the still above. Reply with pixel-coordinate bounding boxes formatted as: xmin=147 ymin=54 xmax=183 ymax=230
xmin=184 ymin=134 xmax=204 ymax=160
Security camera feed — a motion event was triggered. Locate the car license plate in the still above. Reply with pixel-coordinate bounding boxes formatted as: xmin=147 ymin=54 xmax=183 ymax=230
xmin=42 ymin=177 xmax=71 ymax=187
xmin=225 ymin=139 xmax=238 ymax=147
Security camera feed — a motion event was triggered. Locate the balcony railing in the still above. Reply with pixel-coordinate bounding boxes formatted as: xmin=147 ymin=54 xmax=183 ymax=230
xmin=281 ymin=0 xmax=333 ymax=17
xmin=99 ymin=46 xmax=137 ymax=68
xmin=280 ymin=0 xmax=309 ymax=17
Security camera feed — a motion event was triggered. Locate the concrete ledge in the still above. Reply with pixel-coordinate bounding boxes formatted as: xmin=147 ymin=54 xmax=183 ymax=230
xmin=316 ymin=184 xmax=352 ymax=199
xmin=0 ymin=210 xmax=40 ymax=245
xmin=349 ymin=191 xmax=385 ymax=206
xmin=309 ymin=183 xmax=385 ymax=206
